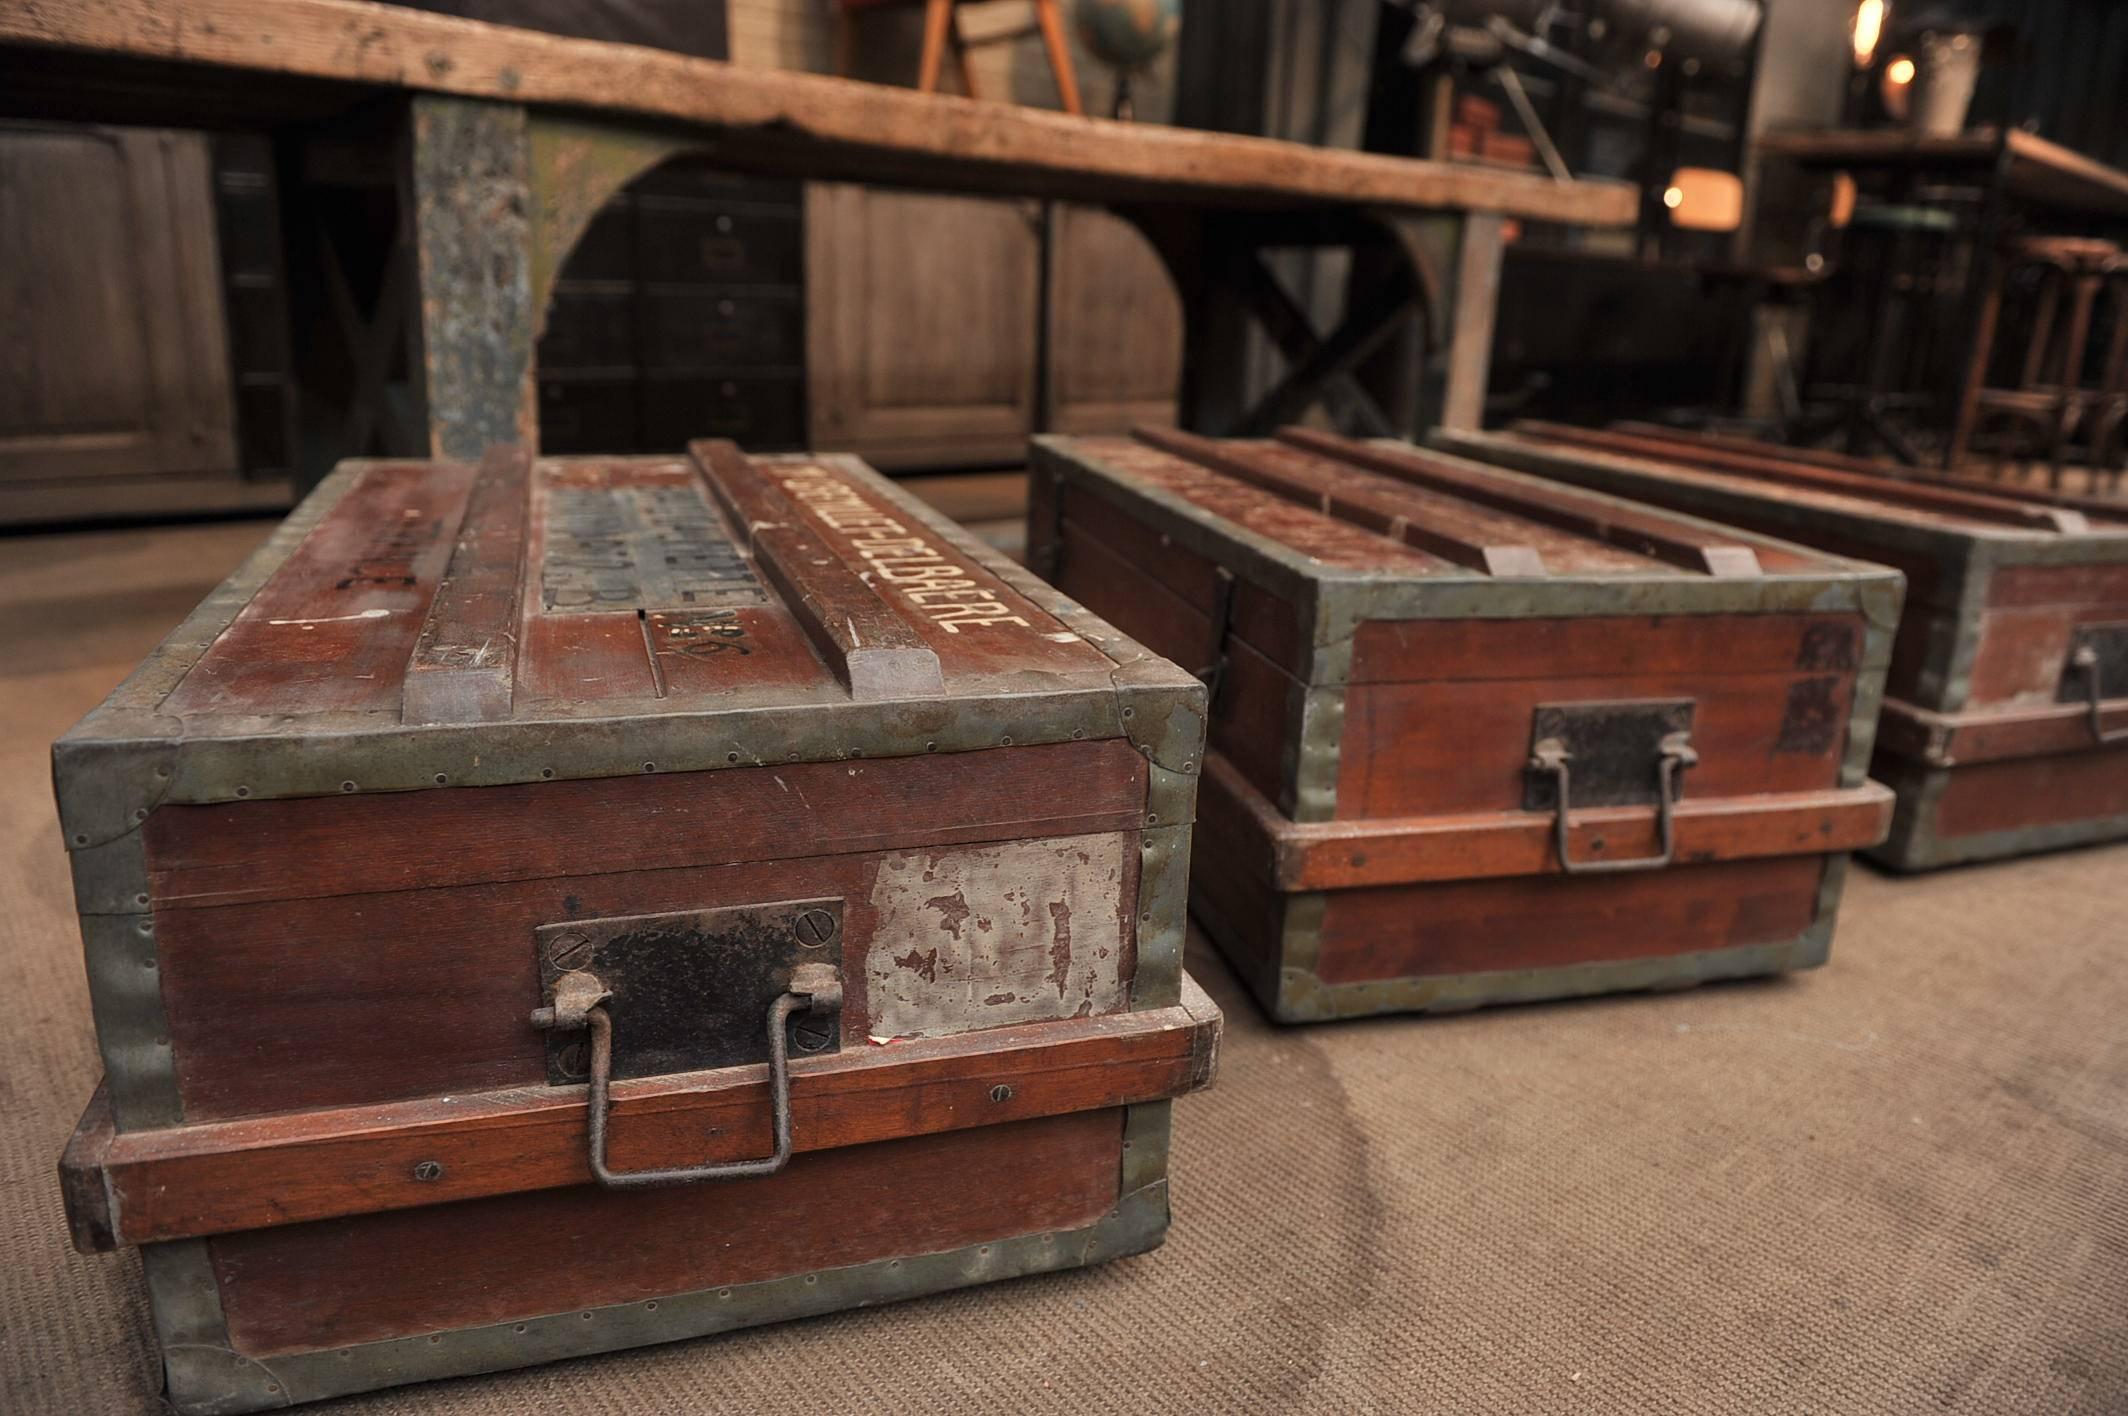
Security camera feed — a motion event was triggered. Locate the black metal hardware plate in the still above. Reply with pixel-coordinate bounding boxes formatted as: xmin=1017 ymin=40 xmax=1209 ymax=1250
xmin=2058 ymin=623 xmax=2128 ymax=702
xmin=1524 ymin=699 xmax=1696 ymax=810
xmin=535 ymin=898 xmax=844 ymax=1085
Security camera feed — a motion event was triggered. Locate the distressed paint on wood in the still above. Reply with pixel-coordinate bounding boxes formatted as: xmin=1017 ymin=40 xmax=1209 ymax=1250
xmin=161 ymin=462 xmax=471 ymax=717
xmin=408 ymin=94 xmax=536 ymax=462
xmin=400 ymin=443 xmax=530 ymax=724
xmin=865 ymin=834 xmax=1134 ymax=1040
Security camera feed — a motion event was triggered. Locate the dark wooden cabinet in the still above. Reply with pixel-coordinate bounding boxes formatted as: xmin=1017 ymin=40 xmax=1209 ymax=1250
xmin=538 ymin=167 xmax=810 ymax=455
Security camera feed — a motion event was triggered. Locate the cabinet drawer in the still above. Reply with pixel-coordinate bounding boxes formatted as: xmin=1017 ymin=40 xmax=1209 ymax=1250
xmin=644 ymin=291 xmax=802 ymax=370
xmin=643 ymin=374 xmax=805 ymax=450
xmin=638 ymin=199 xmax=802 ymax=287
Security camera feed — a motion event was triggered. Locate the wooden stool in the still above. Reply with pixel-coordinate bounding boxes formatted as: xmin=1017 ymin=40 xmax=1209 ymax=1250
xmin=2082 ymin=253 xmax=2128 ymax=493
xmin=1959 ymin=235 xmax=2121 ymax=490
xmin=835 ymin=0 xmax=1083 ymax=116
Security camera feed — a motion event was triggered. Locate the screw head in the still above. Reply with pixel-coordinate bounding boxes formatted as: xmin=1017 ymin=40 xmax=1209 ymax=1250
xmin=989 ymin=1084 xmax=1014 ymax=1103
xmin=548 ymin=932 xmax=595 ymax=971
xmin=792 ymin=1016 xmax=835 ymax=1053
xmin=794 ymin=909 xmax=838 ymax=947
xmin=555 ymin=1039 xmax=591 ymax=1079
xmin=412 ymin=1160 xmax=445 ymax=1182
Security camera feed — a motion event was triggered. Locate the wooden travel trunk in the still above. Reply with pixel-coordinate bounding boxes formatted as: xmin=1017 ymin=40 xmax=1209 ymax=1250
xmin=53 ymin=442 xmax=1218 ymax=1413
xmin=1439 ymin=421 xmax=2128 ymax=870
xmin=1027 ymin=429 xmax=1899 ymax=1022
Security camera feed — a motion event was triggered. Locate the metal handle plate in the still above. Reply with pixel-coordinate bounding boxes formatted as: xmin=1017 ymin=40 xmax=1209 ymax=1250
xmin=1528 ymin=728 xmax=1699 ymax=875
xmin=533 ymin=962 xmax=842 ymax=1189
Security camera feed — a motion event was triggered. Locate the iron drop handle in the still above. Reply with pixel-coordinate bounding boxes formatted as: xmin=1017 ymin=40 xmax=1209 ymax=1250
xmin=531 ymin=962 xmax=843 ymax=1189
xmin=2069 ymin=645 xmax=2128 ymax=745
xmin=1528 ymin=730 xmax=1699 ymax=875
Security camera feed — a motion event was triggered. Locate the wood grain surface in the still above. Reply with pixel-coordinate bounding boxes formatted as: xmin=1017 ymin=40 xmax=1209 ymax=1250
xmin=207 ymin=1108 xmax=1127 ymax=1356
xmin=2 ymin=0 xmax=1639 ymax=224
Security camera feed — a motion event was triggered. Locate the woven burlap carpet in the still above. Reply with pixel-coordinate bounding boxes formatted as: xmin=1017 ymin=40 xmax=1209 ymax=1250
xmin=3 ymin=518 xmax=2125 ymax=1415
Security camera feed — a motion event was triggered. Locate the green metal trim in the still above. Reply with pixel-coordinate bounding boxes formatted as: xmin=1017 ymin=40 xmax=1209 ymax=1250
xmin=1286 ymin=684 xmax=1345 ymax=824
xmin=148 ymin=1173 xmax=1173 ymax=1416
xmin=1336 ymin=570 xmax=1896 ymax=626
xmin=1841 ymin=577 xmax=1905 ymax=786
xmin=83 ymin=912 xmax=181 ymax=1130
xmin=1132 ymin=824 xmax=1193 ymax=1009
xmin=142 ymin=1240 xmax=289 ymax=1413
xmin=1928 ymin=540 xmax=1998 ymax=716
xmin=1118 ymin=1099 xmax=1174 ymax=1197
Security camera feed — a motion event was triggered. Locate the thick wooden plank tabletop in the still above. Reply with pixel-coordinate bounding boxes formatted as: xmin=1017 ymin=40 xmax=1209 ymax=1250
xmin=1756 ymin=127 xmax=2128 ymax=218
xmin=0 ymin=0 xmax=1637 ymax=224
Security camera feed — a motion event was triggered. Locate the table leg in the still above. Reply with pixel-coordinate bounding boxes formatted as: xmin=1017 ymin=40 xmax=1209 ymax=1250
xmin=1945 ymin=151 xmax=2013 ymax=473
xmin=406 ymin=94 xmax=537 ymax=462
xmin=1437 ymin=212 xmax=1504 ymax=433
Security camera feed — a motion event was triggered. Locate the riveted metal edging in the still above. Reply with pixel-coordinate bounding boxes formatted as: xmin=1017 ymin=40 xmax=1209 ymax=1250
xmin=147 ymin=1183 xmax=1172 ymax=1416
xmin=82 ymin=913 xmax=182 ymax=1130
xmin=1286 ymin=685 xmax=1345 ymax=824
xmin=1268 ymin=893 xmax=1329 ymax=1022
xmin=1132 ymin=824 xmax=1192 ymax=1010
xmin=1117 ymin=1100 xmax=1174 ymax=1200
xmin=1841 ymin=574 xmax=1905 ymax=787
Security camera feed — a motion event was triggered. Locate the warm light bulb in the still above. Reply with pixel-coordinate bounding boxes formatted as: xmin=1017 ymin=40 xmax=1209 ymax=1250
xmin=1853 ymin=0 xmax=1886 ymax=68
xmin=1663 ymin=186 xmax=1685 ymax=209
xmin=1888 ymin=56 xmax=1915 ymax=85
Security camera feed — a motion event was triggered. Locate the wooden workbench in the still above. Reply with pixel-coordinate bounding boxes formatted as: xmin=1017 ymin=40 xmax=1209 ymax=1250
xmin=0 ymin=0 xmax=1636 ymax=471
xmin=1758 ymin=126 xmax=2128 ymax=220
